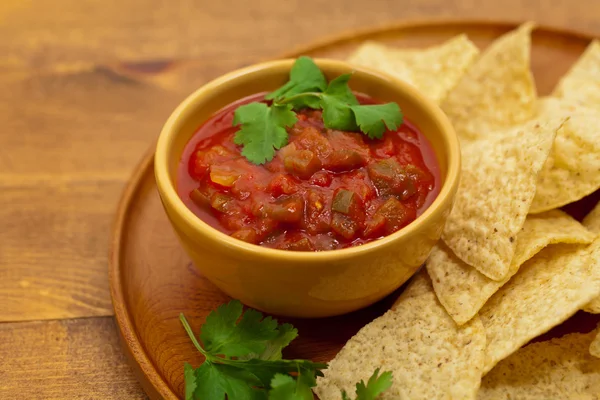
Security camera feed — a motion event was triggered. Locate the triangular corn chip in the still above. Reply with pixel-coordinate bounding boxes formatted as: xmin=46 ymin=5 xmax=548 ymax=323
xmin=441 ymin=23 xmax=536 ymax=142
xmin=591 ymin=329 xmax=600 ymax=358
xmin=428 ymin=210 xmax=595 ymax=325
xmin=315 ymin=272 xmax=486 ymax=400
xmin=553 ymin=40 xmax=600 ymax=108
xmin=583 ymin=202 xmax=600 ymax=314
xmin=347 ymin=35 xmax=479 ymax=104
xmin=529 ymin=99 xmax=600 ymax=213
xmin=480 ymin=239 xmax=600 ymax=374
xmin=441 ymin=117 xmax=563 ymax=280
xmin=478 ymin=331 xmax=600 ymax=398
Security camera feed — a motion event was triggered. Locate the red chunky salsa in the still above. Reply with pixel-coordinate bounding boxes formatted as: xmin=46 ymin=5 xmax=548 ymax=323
xmin=178 ymin=93 xmax=440 ymax=251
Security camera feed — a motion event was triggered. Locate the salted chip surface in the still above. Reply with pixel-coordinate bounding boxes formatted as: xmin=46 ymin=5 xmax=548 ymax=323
xmin=591 ymin=328 xmax=600 ymax=358
xmin=346 ymin=34 xmax=479 ymax=104
xmin=478 ymin=332 xmax=600 ymax=399
xmin=584 ymin=201 xmax=600 ymax=234
xmin=480 ymin=239 xmax=600 ymax=374
xmin=583 ymin=202 xmax=600 ymax=314
xmin=441 ymin=117 xmax=562 ymax=280
xmin=553 ymin=40 xmax=600 ymax=108
xmin=529 ymin=108 xmax=600 ymax=213
xmin=428 ymin=210 xmax=595 ymax=325
xmin=314 ymin=272 xmax=486 ymax=400
xmin=591 ymin=331 xmax=600 ymax=358
xmin=441 ymin=23 xmax=536 ymax=142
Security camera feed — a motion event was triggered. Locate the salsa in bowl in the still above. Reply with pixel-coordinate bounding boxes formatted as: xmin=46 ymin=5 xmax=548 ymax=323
xmin=155 ymin=58 xmax=459 ymax=317
xmin=178 ymin=91 xmax=440 ymax=251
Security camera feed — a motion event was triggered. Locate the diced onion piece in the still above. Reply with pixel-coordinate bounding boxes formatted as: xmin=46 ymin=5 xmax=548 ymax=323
xmin=209 ymin=165 xmax=241 ymax=187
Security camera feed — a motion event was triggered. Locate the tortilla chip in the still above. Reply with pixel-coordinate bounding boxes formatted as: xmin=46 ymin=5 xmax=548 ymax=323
xmin=553 ymin=40 xmax=600 ymax=108
xmin=441 ymin=117 xmax=563 ymax=280
xmin=591 ymin=330 xmax=600 ymax=358
xmin=583 ymin=202 xmax=600 ymax=314
xmin=478 ymin=331 xmax=600 ymax=398
xmin=529 ymin=108 xmax=600 ymax=213
xmin=441 ymin=23 xmax=537 ymax=142
xmin=347 ymin=35 xmax=479 ymax=104
xmin=315 ymin=272 xmax=486 ymax=400
xmin=583 ymin=201 xmax=600 ymax=235
xmin=480 ymin=238 xmax=600 ymax=374
xmin=428 ymin=210 xmax=595 ymax=325
xmin=585 ymin=297 xmax=600 ymax=314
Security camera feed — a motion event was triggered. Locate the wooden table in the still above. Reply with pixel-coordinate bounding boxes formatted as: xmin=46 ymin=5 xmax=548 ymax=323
xmin=1 ymin=1 xmax=599 ymax=398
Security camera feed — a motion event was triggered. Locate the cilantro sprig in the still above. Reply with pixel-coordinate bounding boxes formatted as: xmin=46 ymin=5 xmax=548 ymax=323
xmin=341 ymin=368 xmax=393 ymax=400
xmin=233 ymin=56 xmax=404 ymax=164
xmin=181 ymin=300 xmax=393 ymax=400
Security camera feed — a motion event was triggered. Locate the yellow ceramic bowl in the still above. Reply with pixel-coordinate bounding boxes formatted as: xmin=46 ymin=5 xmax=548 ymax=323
xmin=155 ymin=59 xmax=460 ymax=318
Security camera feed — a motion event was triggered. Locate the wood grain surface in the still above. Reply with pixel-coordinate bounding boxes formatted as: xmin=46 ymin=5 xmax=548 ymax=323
xmin=1 ymin=0 xmax=600 ymax=398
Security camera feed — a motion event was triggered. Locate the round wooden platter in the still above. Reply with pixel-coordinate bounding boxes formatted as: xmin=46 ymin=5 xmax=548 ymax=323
xmin=110 ymin=21 xmax=600 ymax=400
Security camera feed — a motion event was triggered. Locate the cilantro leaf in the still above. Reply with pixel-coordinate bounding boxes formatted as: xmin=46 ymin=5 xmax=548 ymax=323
xmin=233 ymin=103 xmax=297 ymax=164
xmin=342 ymin=368 xmax=393 ymax=400
xmin=237 ymin=358 xmax=326 ymax=388
xmin=184 ymin=363 xmax=198 ymax=400
xmin=268 ymin=374 xmax=314 ymax=400
xmin=240 ymin=323 xmax=299 ymax=361
xmin=181 ymin=301 xmax=327 ymax=400
xmin=320 ymin=74 xmax=360 ymax=131
xmin=351 ymin=103 xmax=404 ymax=139
xmin=266 ymin=56 xmax=327 ymax=101
xmin=200 ymin=300 xmax=281 ymax=358
xmin=193 ymin=362 xmax=266 ymax=400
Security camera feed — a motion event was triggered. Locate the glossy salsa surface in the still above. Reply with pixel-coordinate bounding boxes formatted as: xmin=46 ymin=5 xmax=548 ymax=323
xmin=177 ymin=93 xmax=441 ymax=251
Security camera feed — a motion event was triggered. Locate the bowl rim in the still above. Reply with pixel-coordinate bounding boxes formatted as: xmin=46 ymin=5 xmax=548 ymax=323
xmin=154 ymin=58 xmax=460 ymax=262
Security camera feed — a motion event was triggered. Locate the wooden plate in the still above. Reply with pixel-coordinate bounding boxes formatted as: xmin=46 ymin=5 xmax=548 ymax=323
xmin=109 ymin=21 xmax=600 ymax=400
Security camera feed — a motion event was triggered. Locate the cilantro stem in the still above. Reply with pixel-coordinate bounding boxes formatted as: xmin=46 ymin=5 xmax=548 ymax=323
xmin=274 ymin=92 xmax=323 ymax=106
xmin=180 ymin=313 xmax=209 ymax=357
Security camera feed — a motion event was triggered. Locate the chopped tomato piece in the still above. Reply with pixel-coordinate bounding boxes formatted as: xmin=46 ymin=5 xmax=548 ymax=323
xmin=284 ymin=149 xmax=322 ymax=179
xmin=303 ymin=190 xmax=331 ymax=234
xmin=295 ymin=127 xmax=332 ymax=158
xmin=278 ymin=237 xmax=315 ymax=251
xmin=193 ymin=145 xmax=235 ymax=178
xmin=231 ymin=228 xmax=258 ymax=244
xmin=331 ymin=213 xmax=359 ymax=240
xmin=189 ymin=189 xmax=210 ymax=208
xmin=210 ymin=193 xmax=234 ymax=213
xmin=326 ymin=149 xmax=368 ymax=172
xmin=373 ymin=197 xmax=415 ymax=234
xmin=268 ymin=174 xmax=298 ymax=197
xmin=265 ymin=195 xmax=304 ymax=223
xmin=309 ymin=171 xmax=332 ymax=187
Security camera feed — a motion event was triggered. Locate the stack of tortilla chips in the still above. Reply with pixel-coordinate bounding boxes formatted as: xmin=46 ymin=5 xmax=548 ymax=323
xmin=315 ymin=23 xmax=600 ymax=399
